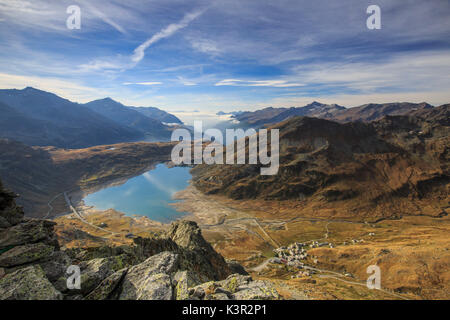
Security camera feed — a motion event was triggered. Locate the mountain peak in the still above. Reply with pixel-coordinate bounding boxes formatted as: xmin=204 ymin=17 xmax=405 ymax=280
xmin=23 ymin=86 xmax=42 ymax=92
xmin=302 ymin=101 xmax=325 ymax=108
xmin=89 ymin=97 xmax=123 ymax=106
xmin=100 ymin=97 xmax=115 ymax=102
xmin=20 ymin=87 xmax=58 ymax=98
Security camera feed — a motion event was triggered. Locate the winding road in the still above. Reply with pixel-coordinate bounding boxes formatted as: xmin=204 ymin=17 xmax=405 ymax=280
xmin=44 ymin=192 xmax=63 ymax=219
xmin=63 ymin=191 xmax=117 ymax=236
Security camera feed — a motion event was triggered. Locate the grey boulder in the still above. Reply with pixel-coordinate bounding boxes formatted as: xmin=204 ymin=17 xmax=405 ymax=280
xmin=119 ymin=251 xmax=178 ymax=300
xmin=0 ymin=265 xmax=62 ymax=300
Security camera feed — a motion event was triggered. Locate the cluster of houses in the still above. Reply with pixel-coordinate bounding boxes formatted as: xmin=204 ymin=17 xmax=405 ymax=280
xmin=342 ymin=239 xmax=365 ymax=245
xmin=271 ymin=242 xmax=309 ymax=267
xmin=309 ymin=241 xmax=334 ymax=248
xmin=262 ymin=234 xmax=374 ymax=279
xmin=268 ymin=242 xmax=320 ymax=278
xmin=268 ymin=236 xmax=370 ymax=270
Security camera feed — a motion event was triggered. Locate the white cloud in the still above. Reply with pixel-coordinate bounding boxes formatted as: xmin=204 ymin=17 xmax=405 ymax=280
xmin=0 ymin=0 xmax=64 ymax=31
xmin=0 ymin=0 xmax=51 ymax=15
xmin=0 ymin=72 xmax=107 ymax=102
xmin=291 ymin=51 xmax=450 ymax=93
xmin=267 ymin=91 xmax=450 ymax=109
xmin=75 ymin=0 xmax=128 ymax=35
xmin=151 ymin=64 xmax=207 ymax=73
xmin=177 ymin=76 xmax=197 ymax=86
xmin=123 ymin=81 xmax=162 ymax=86
xmin=131 ymin=9 xmax=205 ymax=64
xmin=78 ymin=8 xmax=206 ymax=74
xmin=0 ymin=0 xmax=137 ymax=34
xmin=188 ymin=38 xmax=221 ymax=56
xmin=78 ymin=58 xmax=131 ymax=72
xmin=215 ymin=79 xmax=305 ymax=87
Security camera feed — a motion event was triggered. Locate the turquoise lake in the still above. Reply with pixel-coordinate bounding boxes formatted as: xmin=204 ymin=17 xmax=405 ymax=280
xmin=83 ymin=164 xmax=191 ymax=222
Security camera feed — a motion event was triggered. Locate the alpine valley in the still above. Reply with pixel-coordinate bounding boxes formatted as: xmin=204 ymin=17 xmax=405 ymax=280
xmin=0 ymin=88 xmax=448 ymax=300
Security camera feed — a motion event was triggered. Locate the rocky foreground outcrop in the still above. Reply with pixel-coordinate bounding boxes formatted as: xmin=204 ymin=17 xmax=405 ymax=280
xmin=0 ymin=180 xmax=24 ymax=228
xmin=0 ymin=181 xmax=279 ymax=300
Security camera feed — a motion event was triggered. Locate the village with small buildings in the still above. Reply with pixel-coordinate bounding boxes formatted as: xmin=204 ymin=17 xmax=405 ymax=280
xmin=266 ymin=234 xmax=374 ymax=279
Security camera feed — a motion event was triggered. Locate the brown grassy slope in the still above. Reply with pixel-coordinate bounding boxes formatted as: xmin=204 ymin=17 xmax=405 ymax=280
xmin=265 ymin=215 xmax=450 ymax=300
xmin=47 ymin=141 xmax=175 ymax=191
xmin=54 ymin=209 xmax=164 ymax=248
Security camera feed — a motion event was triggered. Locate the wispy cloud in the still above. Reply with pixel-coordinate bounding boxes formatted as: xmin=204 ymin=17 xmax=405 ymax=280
xmin=78 ymin=8 xmax=206 ymax=74
xmin=0 ymin=0 xmax=64 ymax=31
xmin=75 ymin=0 xmax=128 ymax=35
xmin=188 ymin=37 xmax=221 ymax=56
xmin=78 ymin=58 xmax=130 ymax=72
xmin=291 ymin=51 xmax=450 ymax=93
xmin=177 ymin=76 xmax=197 ymax=86
xmin=131 ymin=9 xmax=206 ymax=64
xmin=0 ymin=0 xmax=53 ymax=15
xmin=151 ymin=64 xmax=207 ymax=73
xmin=0 ymin=0 xmax=137 ymax=34
xmin=0 ymin=72 xmax=107 ymax=102
xmin=123 ymin=81 xmax=162 ymax=86
xmin=215 ymin=79 xmax=305 ymax=87
xmin=267 ymin=91 xmax=450 ymax=109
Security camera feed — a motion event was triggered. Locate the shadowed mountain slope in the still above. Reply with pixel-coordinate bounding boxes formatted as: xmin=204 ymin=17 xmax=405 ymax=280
xmin=0 ymin=88 xmax=141 ymax=148
xmin=84 ymin=98 xmax=172 ymax=140
xmin=129 ymin=106 xmax=182 ymax=124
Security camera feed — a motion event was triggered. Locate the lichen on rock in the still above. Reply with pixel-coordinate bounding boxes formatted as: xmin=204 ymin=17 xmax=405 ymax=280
xmin=0 ymin=265 xmax=62 ymax=300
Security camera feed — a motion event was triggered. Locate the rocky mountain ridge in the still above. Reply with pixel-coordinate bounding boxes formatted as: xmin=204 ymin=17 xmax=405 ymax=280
xmin=192 ymin=104 xmax=449 ymax=221
xmin=231 ymin=101 xmax=435 ymax=128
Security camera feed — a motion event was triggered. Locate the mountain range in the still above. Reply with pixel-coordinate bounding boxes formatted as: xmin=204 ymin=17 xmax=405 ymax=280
xmin=1 ymin=87 xmax=440 ymax=150
xmin=192 ymin=103 xmax=449 ymax=221
xmin=229 ymin=101 xmax=434 ymax=128
xmin=84 ymin=98 xmax=170 ymax=140
xmin=0 ymin=87 xmax=182 ymax=148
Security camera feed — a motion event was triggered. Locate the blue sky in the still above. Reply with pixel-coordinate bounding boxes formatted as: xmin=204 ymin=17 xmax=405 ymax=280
xmin=0 ymin=0 xmax=449 ymax=113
